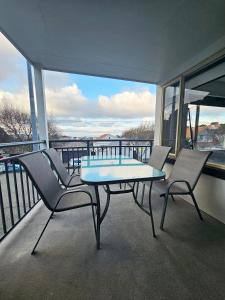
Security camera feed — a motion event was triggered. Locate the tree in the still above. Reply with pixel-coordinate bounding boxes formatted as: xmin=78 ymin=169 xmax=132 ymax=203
xmin=0 ymin=126 xmax=13 ymax=143
xmin=0 ymin=104 xmax=61 ymax=142
xmin=122 ymin=122 xmax=154 ymax=140
xmin=0 ymin=104 xmax=32 ymax=141
xmin=48 ymin=120 xmax=62 ymax=139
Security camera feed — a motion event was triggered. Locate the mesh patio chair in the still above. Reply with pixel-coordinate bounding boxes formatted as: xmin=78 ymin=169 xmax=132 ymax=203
xmin=140 ymin=145 xmax=171 ymax=205
xmin=153 ymin=148 xmax=212 ymax=230
xmin=17 ymin=152 xmax=97 ymax=254
xmin=43 ymin=148 xmax=84 ymax=188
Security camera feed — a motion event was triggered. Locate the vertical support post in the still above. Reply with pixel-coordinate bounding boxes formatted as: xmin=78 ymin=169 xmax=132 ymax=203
xmin=188 ymin=108 xmax=194 ymax=149
xmin=150 ymin=140 xmax=153 ymax=154
xmin=26 ymin=61 xmax=38 ymax=151
xmin=154 ymin=85 xmax=164 ymax=146
xmin=194 ymin=105 xmax=200 ymax=148
xmin=175 ymin=76 xmax=185 ymax=156
xmin=33 ymin=65 xmax=49 ymax=149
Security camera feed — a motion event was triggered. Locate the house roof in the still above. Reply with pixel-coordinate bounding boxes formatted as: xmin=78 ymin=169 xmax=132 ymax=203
xmin=98 ymin=134 xmax=117 ymax=139
xmin=1 ymin=1 xmax=225 ymax=84
xmin=186 ymin=126 xmax=207 ymax=139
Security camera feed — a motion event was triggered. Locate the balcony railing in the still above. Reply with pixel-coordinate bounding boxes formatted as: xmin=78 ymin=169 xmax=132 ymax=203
xmin=0 ymin=139 xmax=153 ymax=241
xmin=49 ymin=139 xmax=153 ymax=174
xmin=0 ymin=140 xmax=46 ymax=241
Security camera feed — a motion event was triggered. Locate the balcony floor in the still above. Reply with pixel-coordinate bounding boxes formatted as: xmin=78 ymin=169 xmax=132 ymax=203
xmin=0 ymin=186 xmax=225 ymax=300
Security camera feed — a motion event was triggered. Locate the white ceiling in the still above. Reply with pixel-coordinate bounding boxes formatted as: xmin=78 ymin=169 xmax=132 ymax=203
xmin=1 ymin=0 xmax=225 ymax=84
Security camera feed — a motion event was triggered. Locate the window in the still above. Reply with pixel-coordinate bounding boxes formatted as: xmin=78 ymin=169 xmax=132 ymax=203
xmin=162 ymin=82 xmax=180 ymax=153
xmin=161 ymin=59 xmax=225 ymax=172
xmin=182 ymin=74 xmax=225 ymax=167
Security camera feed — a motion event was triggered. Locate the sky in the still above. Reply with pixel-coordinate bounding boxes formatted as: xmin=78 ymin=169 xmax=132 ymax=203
xmin=0 ymin=33 xmax=156 ymax=137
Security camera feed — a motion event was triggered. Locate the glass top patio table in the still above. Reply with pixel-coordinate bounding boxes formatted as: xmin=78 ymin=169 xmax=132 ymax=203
xmin=80 ymin=155 xmax=165 ymax=185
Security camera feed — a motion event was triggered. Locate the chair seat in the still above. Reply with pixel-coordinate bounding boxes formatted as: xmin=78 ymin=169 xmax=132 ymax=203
xmin=67 ymin=175 xmax=84 ymax=187
xmin=57 ymin=186 xmax=96 ymax=210
xmin=153 ymin=179 xmax=190 ymax=196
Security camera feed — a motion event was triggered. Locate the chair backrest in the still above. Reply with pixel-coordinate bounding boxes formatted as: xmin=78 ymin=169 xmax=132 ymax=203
xmin=17 ymin=152 xmax=63 ymax=211
xmin=43 ymin=148 xmax=70 ymax=186
xmin=149 ymin=145 xmax=171 ymax=170
xmin=169 ymin=149 xmax=212 ymax=190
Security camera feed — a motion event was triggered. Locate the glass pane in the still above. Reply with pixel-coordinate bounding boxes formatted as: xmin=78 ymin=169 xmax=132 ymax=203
xmin=162 ymin=83 xmax=180 ymax=153
xmin=182 ymin=74 xmax=225 ymax=166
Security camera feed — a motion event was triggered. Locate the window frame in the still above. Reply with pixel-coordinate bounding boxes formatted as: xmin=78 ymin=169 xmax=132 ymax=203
xmin=161 ymin=77 xmax=183 ymax=155
xmin=160 ymin=56 xmax=225 ymax=178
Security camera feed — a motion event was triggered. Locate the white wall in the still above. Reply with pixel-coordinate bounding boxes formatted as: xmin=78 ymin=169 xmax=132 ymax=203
xmin=163 ymin=163 xmax=225 ymax=224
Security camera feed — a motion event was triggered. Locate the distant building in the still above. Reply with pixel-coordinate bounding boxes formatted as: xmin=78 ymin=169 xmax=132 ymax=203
xmin=186 ymin=122 xmax=225 ymax=149
xmin=98 ymin=134 xmax=118 ymax=140
xmin=94 ymin=133 xmax=120 ymax=148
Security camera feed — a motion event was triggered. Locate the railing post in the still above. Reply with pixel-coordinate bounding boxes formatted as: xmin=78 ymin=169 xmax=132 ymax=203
xmin=0 ymin=182 xmax=7 ymax=234
xmin=87 ymin=140 xmax=90 ymax=156
xmin=119 ymin=140 xmax=122 ymax=155
xmin=150 ymin=140 xmax=153 ymax=154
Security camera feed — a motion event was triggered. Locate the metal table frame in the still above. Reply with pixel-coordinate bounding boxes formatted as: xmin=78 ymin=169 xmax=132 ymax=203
xmin=80 ymin=156 xmax=165 ymax=249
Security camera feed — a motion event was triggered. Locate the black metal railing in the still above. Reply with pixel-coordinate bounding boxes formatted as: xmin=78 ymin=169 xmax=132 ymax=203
xmin=49 ymin=139 xmax=153 ymax=173
xmin=0 ymin=138 xmax=152 ymax=241
xmin=0 ymin=140 xmax=46 ymax=241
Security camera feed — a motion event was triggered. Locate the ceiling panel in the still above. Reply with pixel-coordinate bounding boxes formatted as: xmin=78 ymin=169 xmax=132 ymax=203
xmin=0 ymin=0 xmax=225 ymax=84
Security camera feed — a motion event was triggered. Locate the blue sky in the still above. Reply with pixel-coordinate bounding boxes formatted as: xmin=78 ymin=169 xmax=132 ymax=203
xmin=68 ymin=74 xmax=156 ymax=100
xmin=0 ymin=32 xmax=156 ymax=137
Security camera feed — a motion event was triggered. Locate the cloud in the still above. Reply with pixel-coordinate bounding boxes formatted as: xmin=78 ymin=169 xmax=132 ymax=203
xmin=45 ymin=83 xmax=156 ymax=119
xmin=44 ymin=71 xmax=70 ymax=89
xmin=45 ymin=84 xmax=87 ymax=117
xmin=0 ymin=81 xmax=156 ymax=118
xmin=53 ymin=117 xmax=154 ymax=137
xmin=0 ymin=81 xmax=156 ymax=136
xmin=0 ymin=88 xmax=30 ymax=111
xmin=0 ymin=33 xmax=27 ymax=86
xmin=98 ymin=90 xmax=155 ymax=118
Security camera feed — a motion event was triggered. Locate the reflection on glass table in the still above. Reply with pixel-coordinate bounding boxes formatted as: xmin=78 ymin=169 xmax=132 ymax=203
xmin=81 ymin=155 xmax=164 ymax=184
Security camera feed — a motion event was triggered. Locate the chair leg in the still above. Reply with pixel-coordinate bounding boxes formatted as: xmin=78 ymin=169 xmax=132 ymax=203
xmin=141 ymin=183 xmax=146 ymax=206
xmin=31 ymin=210 xmax=55 ymax=255
xmin=171 ymin=195 xmax=175 ymax=202
xmin=190 ymin=191 xmax=203 ymax=221
xmin=90 ymin=198 xmax=97 ymax=240
xmin=135 ymin=182 xmax=140 ymax=199
xmin=94 ymin=185 xmax=101 ymax=250
xmin=160 ymin=193 xmax=169 ymax=230
xmin=148 ymin=181 xmax=156 ymax=237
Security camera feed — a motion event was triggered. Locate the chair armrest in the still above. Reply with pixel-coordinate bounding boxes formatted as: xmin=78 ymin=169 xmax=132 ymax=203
xmin=67 ymin=173 xmax=81 ymax=186
xmin=59 ymin=188 xmax=96 ymax=205
xmin=167 ymin=180 xmax=192 ymax=194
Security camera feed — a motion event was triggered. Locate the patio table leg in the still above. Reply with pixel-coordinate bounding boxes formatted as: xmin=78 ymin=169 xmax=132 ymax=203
xmin=100 ymin=186 xmax=111 ymax=224
xmin=148 ymin=181 xmax=156 ymax=237
xmin=94 ymin=185 xmax=101 ymax=250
